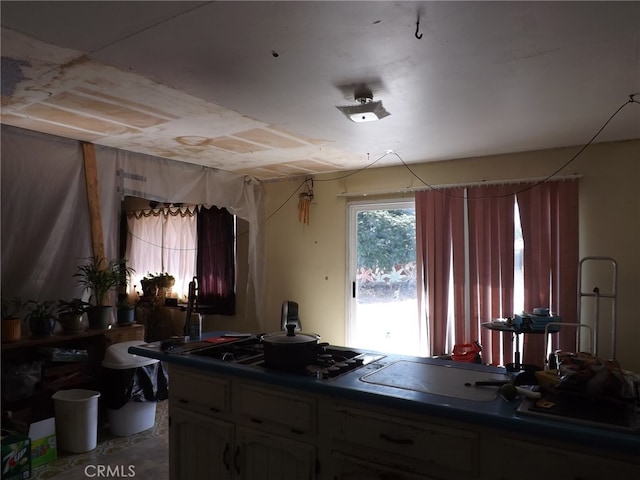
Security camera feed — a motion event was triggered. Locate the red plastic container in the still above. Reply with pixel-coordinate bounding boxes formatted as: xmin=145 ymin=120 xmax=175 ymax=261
xmin=451 ymin=341 xmax=482 ymax=363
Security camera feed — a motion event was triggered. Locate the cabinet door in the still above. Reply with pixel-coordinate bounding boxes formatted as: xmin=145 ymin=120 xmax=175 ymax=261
xmin=236 ymin=426 xmax=316 ymax=480
xmin=331 ymin=452 xmax=438 ymax=480
xmin=170 ymin=406 xmax=234 ymax=480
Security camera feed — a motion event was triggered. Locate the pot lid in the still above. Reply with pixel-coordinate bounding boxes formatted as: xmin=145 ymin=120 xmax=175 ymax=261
xmin=262 ymin=323 xmax=320 ymax=344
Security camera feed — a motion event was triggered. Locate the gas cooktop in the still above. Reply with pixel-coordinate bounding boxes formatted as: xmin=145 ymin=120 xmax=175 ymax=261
xmin=183 ymin=336 xmax=384 ymax=380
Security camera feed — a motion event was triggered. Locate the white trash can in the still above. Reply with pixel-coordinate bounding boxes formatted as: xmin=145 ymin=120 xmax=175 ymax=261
xmin=102 ymin=341 xmax=160 ymax=436
xmin=51 ymin=389 xmax=101 ymax=453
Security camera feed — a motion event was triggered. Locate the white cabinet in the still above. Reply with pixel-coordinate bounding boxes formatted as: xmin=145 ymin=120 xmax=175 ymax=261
xmin=168 ymin=365 xmax=230 ymax=416
xmin=330 ymin=403 xmax=479 ymax=480
xmin=331 ymin=451 xmax=438 ymax=480
xmin=234 ymin=383 xmax=318 ymax=480
xmin=237 ymin=426 xmax=316 ymax=480
xmin=235 ymin=383 xmax=317 ymax=437
xmin=170 ymin=406 xmax=234 ymax=480
xmin=168 ymin=364 xmax=639 ymax=480
xmin=168 ymin=365 xmax=317 ymax=480
xmin=485 ymin=436 xmax=640 ymax=480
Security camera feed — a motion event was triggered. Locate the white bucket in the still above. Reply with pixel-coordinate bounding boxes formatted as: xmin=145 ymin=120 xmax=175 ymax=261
xmin=107 ymin=402 xmax=156 ymax=436
xmin=51 ymin=389 xmax=101 ymax=453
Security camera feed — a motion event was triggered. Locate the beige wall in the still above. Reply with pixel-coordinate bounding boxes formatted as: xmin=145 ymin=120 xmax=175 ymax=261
xmin=262 ymin=140 xmax=640 ymax=372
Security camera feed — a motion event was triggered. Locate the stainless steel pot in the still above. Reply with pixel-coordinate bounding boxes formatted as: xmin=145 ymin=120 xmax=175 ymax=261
xmin=261 ymin=323 xmax=321 ymax=369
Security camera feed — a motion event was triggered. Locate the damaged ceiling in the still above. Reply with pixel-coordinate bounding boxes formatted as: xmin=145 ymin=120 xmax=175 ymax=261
xmin=1 ymin=1 xmax=639 ymax=180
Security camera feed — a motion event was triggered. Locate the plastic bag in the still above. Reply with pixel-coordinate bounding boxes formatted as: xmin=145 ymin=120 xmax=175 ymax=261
xmin=2 ymin=361 xmax=43 ymax=402
xmin=554 ymin=351 xmax=632 ymax=400
xmin=101 ymin=362 xmax=169 ymax=410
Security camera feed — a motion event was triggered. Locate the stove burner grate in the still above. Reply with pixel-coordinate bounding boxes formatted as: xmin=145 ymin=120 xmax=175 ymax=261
xmin=188 ymin=337 xmax=382 ymax=379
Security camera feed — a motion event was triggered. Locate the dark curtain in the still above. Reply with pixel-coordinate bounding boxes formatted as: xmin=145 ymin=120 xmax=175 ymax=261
xmin=197 ymin=206 xmax=236 ymax=315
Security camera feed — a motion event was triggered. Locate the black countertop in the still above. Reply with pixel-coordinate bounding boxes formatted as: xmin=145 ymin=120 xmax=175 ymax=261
xmin=128 ymin=332 xmax=640 ymax=458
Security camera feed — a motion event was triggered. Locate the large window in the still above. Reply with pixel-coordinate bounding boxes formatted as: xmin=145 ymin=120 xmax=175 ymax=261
xmin=124 ymin=203 xmax=236 ymax=314
xmin=125 ymin=206 xmax=197 ymax=300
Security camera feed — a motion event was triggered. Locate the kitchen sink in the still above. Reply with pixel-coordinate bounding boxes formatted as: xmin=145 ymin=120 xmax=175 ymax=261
xmin=517 ymin=394 xmax=638 ymax=432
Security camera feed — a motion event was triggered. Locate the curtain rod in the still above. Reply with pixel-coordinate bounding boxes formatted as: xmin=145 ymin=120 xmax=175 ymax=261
xmin=336 ymin=173 xmax=583 ymax=198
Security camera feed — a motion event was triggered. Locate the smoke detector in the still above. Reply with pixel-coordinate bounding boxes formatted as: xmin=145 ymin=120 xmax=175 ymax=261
xmin=336 ymin=89 xmax=391 ymax=123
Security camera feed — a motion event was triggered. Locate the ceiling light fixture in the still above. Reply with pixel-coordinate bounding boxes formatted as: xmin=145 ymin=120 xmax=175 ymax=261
xmin=336 ymin=89 xmax=391 ymax=123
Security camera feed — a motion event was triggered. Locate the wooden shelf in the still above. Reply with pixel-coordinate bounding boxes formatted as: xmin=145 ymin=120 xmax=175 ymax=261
xmin=1 ymin=324 xmax=145 ymax=421
xmin=1 ymin=323 xmax=144 ymax=351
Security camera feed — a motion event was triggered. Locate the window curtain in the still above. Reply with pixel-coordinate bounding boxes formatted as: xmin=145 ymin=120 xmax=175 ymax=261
xmin=415 ymin=188 xmax=465 ymax=357
xmin=126 ymin=207 xmax=197 ymax=300
xmin=516 ymin=180 xmax=579 ymax=366
xmin=197 ymin=206 xmax=236 ymax=315
xmin=416 ymin=180 xmax=578 ymax=367
xmin=467 ymin=186 xmax=516 ymax=366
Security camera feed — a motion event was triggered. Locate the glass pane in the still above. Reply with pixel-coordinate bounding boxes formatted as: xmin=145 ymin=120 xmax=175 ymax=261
xmin=351 ymin=207 xmax=420 ymax=355
xmin=514 ymin=201 xmax=524 ymax=314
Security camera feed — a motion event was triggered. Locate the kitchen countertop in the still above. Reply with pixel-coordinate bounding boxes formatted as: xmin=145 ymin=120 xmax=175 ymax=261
xmin=128 ymin=332 xmax=640 ymax=457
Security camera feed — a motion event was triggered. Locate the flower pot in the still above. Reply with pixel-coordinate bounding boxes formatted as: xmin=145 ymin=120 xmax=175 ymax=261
xmin=2 ymin=318 xmax=21 ymax=341
xmin=58 ymin=313 xmax=85 ymax=333
xmin=87 ymin=306 xmax=113 ymax=330
xmin=29 ymin=316 xmax=56 ymax=337
xmin=140 ymin=279 xmax=158 ymax=297
xmin=117 ymin=308 xmax=135 ymax=325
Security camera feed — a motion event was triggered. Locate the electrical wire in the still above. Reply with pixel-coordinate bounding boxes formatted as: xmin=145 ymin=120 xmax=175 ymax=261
xmin=314 ymin=151 xmax=391 ymax=182
xmin=127 ymin=95 xmax=639 ymax=248
xmin=31 ymin=2 xmax=214 ymax=83
xmin=393 ymin=95 xmax=640 ymax=200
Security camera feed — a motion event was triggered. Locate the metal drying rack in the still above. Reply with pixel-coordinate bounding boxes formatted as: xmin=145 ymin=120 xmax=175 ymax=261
xmin=543 ymin=257 xmax=618 ymax=368
xmin=577 ymin=256 xmax=618 ymax=359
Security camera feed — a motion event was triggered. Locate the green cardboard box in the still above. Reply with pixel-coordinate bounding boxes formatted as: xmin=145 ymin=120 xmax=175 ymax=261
xmin=28 ymin=419 xmax=56 ymax=469
xmin=1 ymin=430 xmax=31 ymax=480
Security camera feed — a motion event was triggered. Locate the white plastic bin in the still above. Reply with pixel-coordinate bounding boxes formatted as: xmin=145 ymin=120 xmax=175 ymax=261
xmin=107 ymin=401 xmax=156 ymax=436
xmin=102 ymin=341 xmax=159 ymax=436
xmin=51 ymin=389 xmax=101 ymax=453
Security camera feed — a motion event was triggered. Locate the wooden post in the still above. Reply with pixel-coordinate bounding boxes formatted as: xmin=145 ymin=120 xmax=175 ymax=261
xmin=81 ymin=142 xmax=106 ymax=269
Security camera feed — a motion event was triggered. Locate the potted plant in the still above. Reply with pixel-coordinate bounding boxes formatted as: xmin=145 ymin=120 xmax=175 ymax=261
xmin=2 ymin=296 xmax=24 ymax=341
xmin=57 ymin=298 xmax=91 ymax=333
xmin=140 ymin=272 xmax=175 ymax=298
xmin=116 ymin=296 xmax=136 ymax=325
xmin=74 ymin=257 xmax=135 ymax=329
xmin=155 ymin=272 xmax=175 ymax=289
xmin=25 ymin=299 xmax=57 ymax=337
xmin=140 ymin=274 xmax=158 ymax=298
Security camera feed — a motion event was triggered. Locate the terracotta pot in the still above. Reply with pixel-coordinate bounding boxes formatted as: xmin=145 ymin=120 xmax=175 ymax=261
xmin=2 ymin=318 xmax=21 ymax=341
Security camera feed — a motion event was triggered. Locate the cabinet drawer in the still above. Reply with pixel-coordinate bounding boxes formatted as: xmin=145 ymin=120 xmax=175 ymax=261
xmin=169 ymin=366 xmax=230 ymax=415
xmin=331 ymin=451 xmax=438 ymax=480
xmin=490 ymin=437 xmax=640 ymax=480
xmin=333 ymin=406 xmax=479 ymax=474
xmin=236 ymin=384 xmax=316 ymax=435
